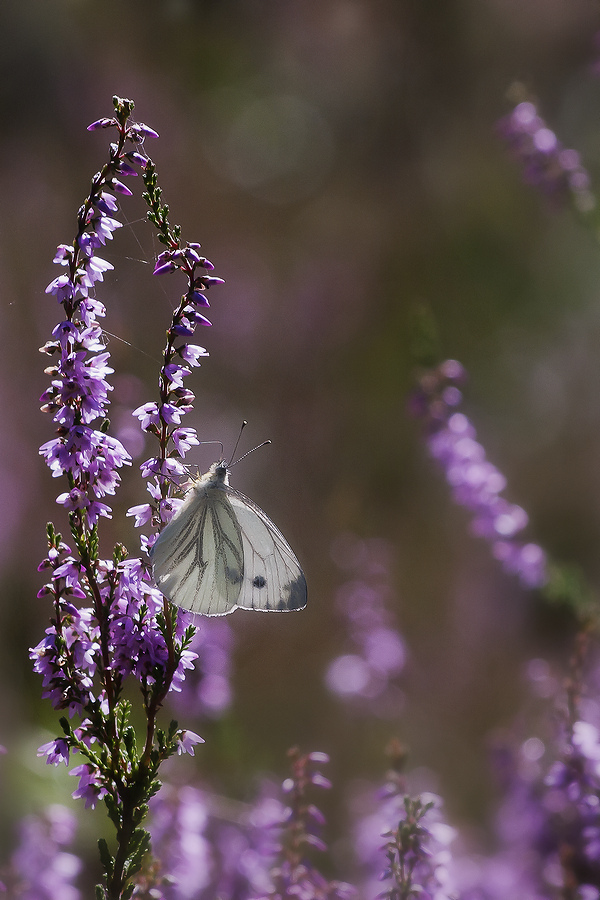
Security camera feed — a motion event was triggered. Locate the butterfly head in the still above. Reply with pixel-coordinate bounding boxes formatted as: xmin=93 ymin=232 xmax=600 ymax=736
xmin=203 ymin=460 xmax=231 ymax=486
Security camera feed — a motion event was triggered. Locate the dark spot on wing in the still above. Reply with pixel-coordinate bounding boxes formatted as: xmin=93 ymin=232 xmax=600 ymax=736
xmin=226 ymin=567 xmax=243 ymax=585
xmin=252 ymin=575 xmax=267 ymax=589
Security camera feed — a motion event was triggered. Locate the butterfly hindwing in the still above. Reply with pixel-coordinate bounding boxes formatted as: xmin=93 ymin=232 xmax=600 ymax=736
xmin=225 ymin=486 xmax=307 ymax=612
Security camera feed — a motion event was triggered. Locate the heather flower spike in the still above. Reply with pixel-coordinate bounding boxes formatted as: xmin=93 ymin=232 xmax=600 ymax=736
xmin=499 ymin=96 xmax=595 ymax=213
xmin=412 ymin=359 xmax=548 ymax=589
xmin=258 ymin=748 xmax=357 ymax=900
xmin=33 ymin=95 xmax=218 ymax=900
xmin=378 ymin=793 xmax=457 ymax=900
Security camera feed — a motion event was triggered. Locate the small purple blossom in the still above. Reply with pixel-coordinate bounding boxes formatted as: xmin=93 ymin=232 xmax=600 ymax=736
xmin=176 ymin=729 xmax=205 ymax=755
xmin=412 ymin=360 xmax=548 ymax=589
xmin=70 ymin=763 xmax=108 ymax=809
xmin=498 ymin=99 xmax=595 ymax=212
xmin=38 ymin=738 xmax=71 ymax=766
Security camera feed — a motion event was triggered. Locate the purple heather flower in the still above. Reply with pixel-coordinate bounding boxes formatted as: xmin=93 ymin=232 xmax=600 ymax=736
xmin=325 ymin=534 xmax=406 ymax=716
xmin=179 ymin=343 xmax=209 ymax=366
xmin=498 ymin=100 xmax=595 ymax=212
xmin=33 ymin=105 xmax=223 ymax=900
xmin=412 ymin=360 xmax=548 ymax=589
xmin=126 ymin=231 xmax=221 ymax=542
xmin=39 ymin=278 xmax=132 ymax=525
xmin=171 ymin=427 xmax=200 ymax=455
xmin=38 ymin=738 xmax=71 ymax=766
xmin=176 ymin=730 xmax=205 ymax=755
xmin=70 ymin=763 xmax=108 ymax=809
xmin=127 ymin=503 xmax=154 ymax=528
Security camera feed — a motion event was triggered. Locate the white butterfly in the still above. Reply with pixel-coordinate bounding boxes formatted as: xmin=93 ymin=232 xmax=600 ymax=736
xmin=151 ymin=460 xmax=307 ymax=616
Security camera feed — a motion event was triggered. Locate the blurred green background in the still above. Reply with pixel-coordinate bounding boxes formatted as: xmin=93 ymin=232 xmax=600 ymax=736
xmin=2 ymin=0 xmax=600 ymax=868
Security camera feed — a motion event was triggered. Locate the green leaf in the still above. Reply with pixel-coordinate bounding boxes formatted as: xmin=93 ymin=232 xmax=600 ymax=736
xmin=542 ymin=562 xmax=599 ymax=623
xmin=95 ymin=885 xmax=107 ymax=900
xmin=121 ymin=883 xmax=136 ymax=900
xmin=103 ymin=792 xmax=121 ymax=829
xmin=117 ymin=700 xmax=132 ymax=731
xmin=148 ymin=778 xmax=162 ymax=800
xmin=98 ymin=838 xmax=114 ymax=878
xmin=123 ymin=827 xmax=151 ymax=880
xmin=123 ymin=726 xmax=137 ymax=762
xmin=59 ymin=717 xmax=73 ymax=738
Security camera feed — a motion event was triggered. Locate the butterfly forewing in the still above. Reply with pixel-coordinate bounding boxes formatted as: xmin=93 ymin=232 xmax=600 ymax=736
xmin=226 ymin=488 xmax=307 ymax=611
xmin=151 ymin=487 xmax=245 ymax=615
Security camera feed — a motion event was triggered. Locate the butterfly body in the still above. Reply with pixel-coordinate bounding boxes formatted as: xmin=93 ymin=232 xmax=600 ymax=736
xmin=151 ymin=461 xmax=307 ymax=616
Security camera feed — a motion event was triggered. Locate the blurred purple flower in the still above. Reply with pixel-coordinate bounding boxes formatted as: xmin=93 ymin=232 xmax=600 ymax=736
xmin=12 ymin=805 xmax=82 ymax=900
xmin=498 ymin=100 xmax=595 ymax=212
xmin=379 ymin=794 xmax=458 ymax=900
xmin=325 ymin=534 xmax=406 ymax=716
xmin=145 ymin=780 xmax=285 ymax=899
xmin=412 ymin=360 xmax=548 ymax=589
xmin=456 ymin=650 xmax=600 ymax=899
xmin=169 ymin=618 xmax=235 ymax=719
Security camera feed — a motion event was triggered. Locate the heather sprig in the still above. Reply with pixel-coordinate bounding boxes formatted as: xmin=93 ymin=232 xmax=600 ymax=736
xmin=34 ymin=96 xmax=208 ymax=900
xmin=127 ymin=154 xmax=222 ymax=547
xmin=350 ymin=744 xmax=457 ymax=900
xmin=259 ymin=748 xmax=356 ymax=900
xmin=379 ymin=795 xmax=453 ymax=900
xmin=412 ymin=359 xmax=548 ymax=590
xmin=475 ymin=650 xmax=600 ymax=900
xmin=498 ymin=96 xmax=595 ymax=214
xmin=412 ymin=359 xmax=600 ymax=626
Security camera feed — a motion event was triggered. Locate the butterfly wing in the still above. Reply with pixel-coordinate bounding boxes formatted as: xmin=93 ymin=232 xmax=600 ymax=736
xmin=151 ymin=486 xmax=245 ymax=615
xmin=224 ymin=486 xmax=307 ymax=612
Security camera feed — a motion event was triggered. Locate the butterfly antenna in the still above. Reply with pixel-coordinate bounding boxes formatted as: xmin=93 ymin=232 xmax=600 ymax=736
xmin=227 ymin=420 xmax=248 ymax=465
xmin=230 ymin=440 xmax=272 ymax=467
xmin=229 ymin=421 xmax=272 ymax=467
